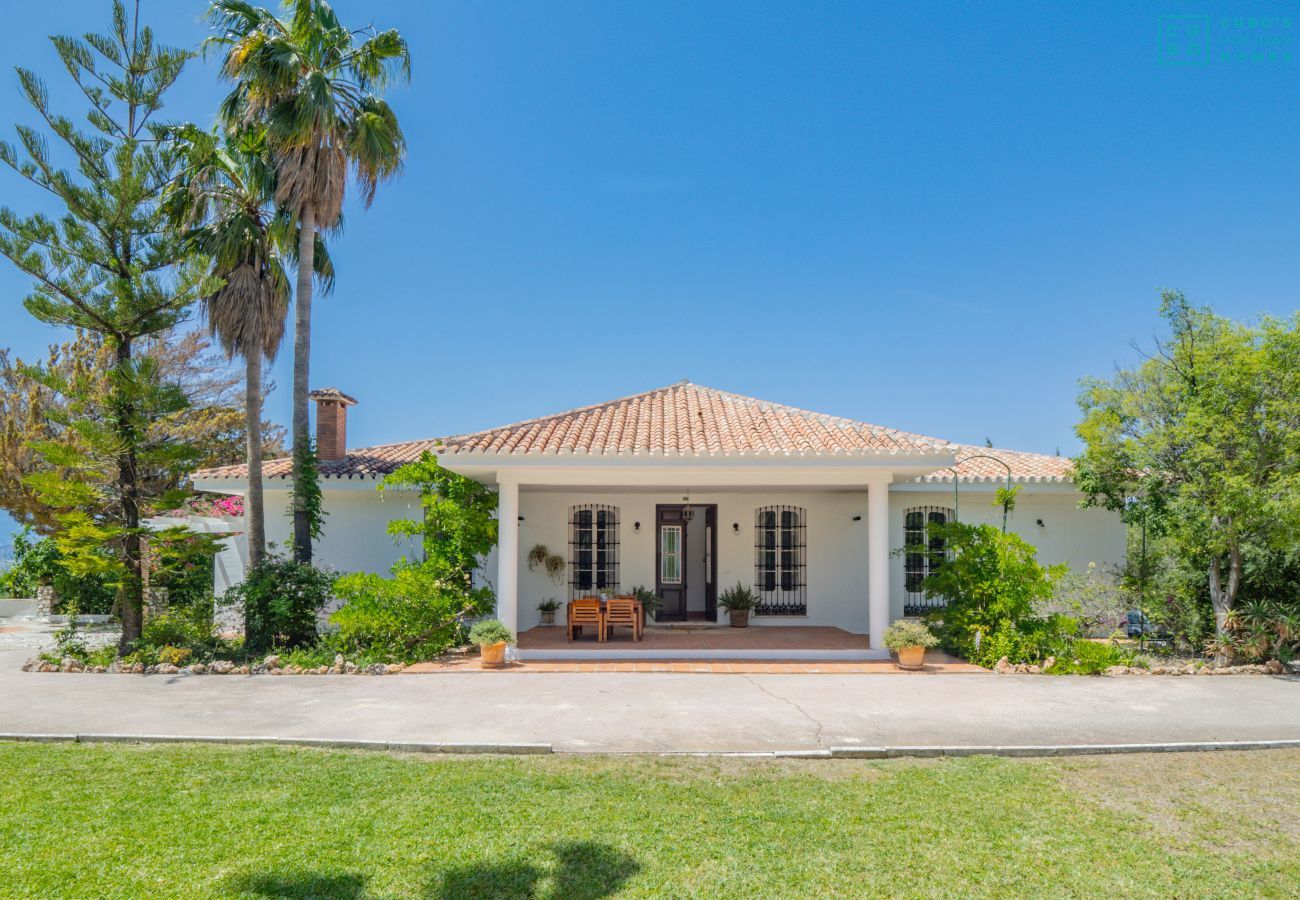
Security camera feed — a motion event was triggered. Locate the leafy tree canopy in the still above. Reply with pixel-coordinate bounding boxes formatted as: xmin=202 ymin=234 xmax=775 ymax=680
xmin=1074 ymin=292 xmax=1300 ymax=645
xmin=0 ymin=328 xmax=285 ymax=533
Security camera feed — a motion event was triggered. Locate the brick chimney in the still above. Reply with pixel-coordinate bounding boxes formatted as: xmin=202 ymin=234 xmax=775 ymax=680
xmin=309 ymin=388 xmax=358 ymax=461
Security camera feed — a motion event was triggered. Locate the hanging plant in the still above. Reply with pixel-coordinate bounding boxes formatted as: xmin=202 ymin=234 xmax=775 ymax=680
xmin=544 ymin=553 xmax=566 ymax=582
xmin=527 ymin=544 xmax=567 ymax=584
xmin=527 ymin=544 xmax=549 ymax=571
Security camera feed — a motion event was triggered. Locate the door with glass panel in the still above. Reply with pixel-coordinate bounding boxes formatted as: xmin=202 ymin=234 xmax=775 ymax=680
xmin=655 ymin=505 xmax=686 ymax=621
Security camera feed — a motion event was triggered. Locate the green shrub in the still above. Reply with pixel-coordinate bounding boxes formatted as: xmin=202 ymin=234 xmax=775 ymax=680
xmin=139 ymin=599 xmax=219 ymax=655
xmin=157 ymin=645 xmax=193 ymax=667
xmin=917 ymin=522 xmax=1066 ymax=662
xmin=468 ymin=619 xmax=515 ymax=646
xmin=0 ymin=527 xmax=117 ymax=614
xmin=882 ymin=619 xmax=938 ymax=651
xmin=222 ymin=556 xmax=334 ymax=652
xmin=1046 ymin=639 xmax=1135 ymax=675
xmin=275 ymin=644 xmax=344 ymax=670
xmin=331 ymin=564 xmax=486 ymax=663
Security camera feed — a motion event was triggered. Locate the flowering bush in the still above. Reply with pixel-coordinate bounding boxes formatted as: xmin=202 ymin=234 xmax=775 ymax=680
xmin=163 ymin=494 xmax=244 ymax=518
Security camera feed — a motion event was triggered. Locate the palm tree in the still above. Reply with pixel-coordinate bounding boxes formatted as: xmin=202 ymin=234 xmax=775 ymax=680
xmin=165 ymin=126 xmax=330 ymax=568
xmin=206 ymin=0 xmax=410 ymax=563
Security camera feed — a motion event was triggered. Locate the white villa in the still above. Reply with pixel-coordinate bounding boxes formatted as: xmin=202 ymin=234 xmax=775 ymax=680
xmin=192 ymin=382 xmax=1124 ymax=659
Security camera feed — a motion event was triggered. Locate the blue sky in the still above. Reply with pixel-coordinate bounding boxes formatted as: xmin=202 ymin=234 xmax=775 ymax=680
xmin=2 ymin=1 xmax=1299 ymax=544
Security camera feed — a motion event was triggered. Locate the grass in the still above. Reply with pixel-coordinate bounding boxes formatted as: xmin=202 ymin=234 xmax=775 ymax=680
xmin=1 ymin=744 xmax=1297 ymax=898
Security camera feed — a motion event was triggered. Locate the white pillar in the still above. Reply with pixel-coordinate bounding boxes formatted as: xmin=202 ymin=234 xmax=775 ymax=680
xmin=496 ymin=478 xmax=519 ymax=636
xmin=867 ymin=476 xmax=891 ymax=648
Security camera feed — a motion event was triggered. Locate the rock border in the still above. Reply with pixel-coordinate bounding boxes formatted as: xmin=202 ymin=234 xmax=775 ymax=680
xmin=991 ymin=655 xmax=1291 ymax=677
xmin=21 ymin=653 xmax=408 ymax=677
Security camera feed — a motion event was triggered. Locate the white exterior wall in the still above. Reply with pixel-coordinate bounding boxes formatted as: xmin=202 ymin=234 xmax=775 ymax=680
xmin=213 ymin=484 xmax=421 ymax=595
xmin=505 ymin=489 xmax=875 ymax=633
xmin=888 ymin=484 xmax=1125 ymax=620
xmin=208 ymin=478 xmax=1125 ymax=638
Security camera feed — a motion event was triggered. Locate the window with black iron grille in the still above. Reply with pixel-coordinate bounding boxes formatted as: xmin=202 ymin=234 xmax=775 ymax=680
xmin=569 ymin=504 xmax=619 ymax=598
xmin=754 ymin=506 xmax=807 ymax=615
xmin=903 ymin=506 xmax=952 ymax=615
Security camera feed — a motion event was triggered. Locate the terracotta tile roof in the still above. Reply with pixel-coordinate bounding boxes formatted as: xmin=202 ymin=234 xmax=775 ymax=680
xmin=192 ymin=439 xmax=441 ymax=481
xmin=191 ymin=382 xmax=1074 ymax=483
xmin=916 ymin=443 xmax=1075 ymax=484
xmin=435 ymin=382 xmax=951 ymax=457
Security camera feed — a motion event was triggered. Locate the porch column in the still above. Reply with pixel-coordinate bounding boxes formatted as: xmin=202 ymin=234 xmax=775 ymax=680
xmin=866 ymin=475 xmax=891 ymax=648
xmin=496 ymin=477 xmax=519 ymax=636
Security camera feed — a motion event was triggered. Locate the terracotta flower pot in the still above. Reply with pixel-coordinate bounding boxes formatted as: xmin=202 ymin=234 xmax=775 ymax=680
xmin=896 ymin=645 xmax=926 ymax=671
xmin=729 ymin=609 xmax=750 ymax=628
xmin=480 ymin=641 xmax=508 ymax=669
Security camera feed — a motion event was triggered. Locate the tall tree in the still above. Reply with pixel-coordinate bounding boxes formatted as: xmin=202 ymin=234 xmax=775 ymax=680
xmin=206 ymin=0 xmax=410 ymax=563
xmin=0 ymin=0 xmax=199 ymax=649
xmin=165 ymin=125 xmax=331 ymax=567
xmin=1075 ymin=292 xmax=1300 ymax=658
xmin=1 ymin=329 xmax=286 ymax=533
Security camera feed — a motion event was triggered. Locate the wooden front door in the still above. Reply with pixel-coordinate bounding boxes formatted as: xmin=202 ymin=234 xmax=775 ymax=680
xmin=655 ymin=504 xmax=718 ymax=622
xmin=655 ymin=505 xmax=686 ymax=621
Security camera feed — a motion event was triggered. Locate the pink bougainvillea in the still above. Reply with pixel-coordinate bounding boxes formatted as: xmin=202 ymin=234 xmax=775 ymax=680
xmin=162 ymin=494 xmax=245 ymax=518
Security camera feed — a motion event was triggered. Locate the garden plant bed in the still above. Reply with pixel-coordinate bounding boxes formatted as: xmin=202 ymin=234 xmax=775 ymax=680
xmin=22 ymin=652 xmax=410 ymax=677
xmin=990 ymin=655 xmax=1292 ymax=677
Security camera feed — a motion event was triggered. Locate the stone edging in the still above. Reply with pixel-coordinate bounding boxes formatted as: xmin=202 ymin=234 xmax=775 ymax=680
xmin=21 ymin=654 xmax=406 ymax=676
xmin=992 ymin=656 xmax=1293 ymax=676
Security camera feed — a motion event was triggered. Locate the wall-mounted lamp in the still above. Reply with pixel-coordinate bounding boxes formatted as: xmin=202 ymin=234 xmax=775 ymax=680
xmin=732 ymin=522 xmax=740 ymax=534
xmin=518 ymin=516 xmax=525 ymax=523
xmin=1036 ymin=518 xmax=1045 ymax=528
xmin=634 ymin=521 xmax=641 ymax=533
xmin=851 ymin=515 xmax=862 ymax=522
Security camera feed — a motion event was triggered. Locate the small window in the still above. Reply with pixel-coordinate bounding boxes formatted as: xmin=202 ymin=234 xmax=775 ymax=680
xmin=660 ymin=525 xmax=682 ymax=584
xmin=754 ymin=506 xmax=807 ymax=615
xmin=570 ymin=505 xmax=619 ymax=597
xmin=904 ymin=506 xmax=952 ymax=615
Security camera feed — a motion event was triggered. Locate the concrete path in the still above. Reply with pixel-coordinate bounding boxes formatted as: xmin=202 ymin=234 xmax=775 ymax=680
xmin=1 ymin=648 xmax=1296 ymax=753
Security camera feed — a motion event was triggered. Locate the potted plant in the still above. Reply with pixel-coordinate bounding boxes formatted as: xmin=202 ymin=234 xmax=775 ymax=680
xmin=469 ymin=619 xmax=516 ymax=669
xmin=883 ymin=619 xmax=938 ymax=671
xmin=717 ymin=583 xmax=760 ymax=628
xmin=632 ymin=585 xmax=662 ymax=628
xmin=536 ymin=598 xmax=561 ymax=627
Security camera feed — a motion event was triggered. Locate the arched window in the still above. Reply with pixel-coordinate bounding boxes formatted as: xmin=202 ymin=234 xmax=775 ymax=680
xmin=754 ymin=506 xmax=807 ymax=615
xmin=570 ymin=504 xmax=619 ymax=597
xmin=903 ymin=506 xmax=952 ymax=615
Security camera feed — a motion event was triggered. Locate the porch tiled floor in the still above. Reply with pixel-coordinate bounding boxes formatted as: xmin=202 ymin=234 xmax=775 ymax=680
xmin=403 ymin=655 xmax=983 ymax=674
xmin=517 ymin=624 xmax=872 ymax=652
xmin=401 ymin=625 xmax=985 ymax=673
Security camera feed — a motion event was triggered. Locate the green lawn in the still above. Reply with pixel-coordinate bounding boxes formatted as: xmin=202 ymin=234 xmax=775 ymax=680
xmin=1 ymin=744 xmax=1296 ymax=898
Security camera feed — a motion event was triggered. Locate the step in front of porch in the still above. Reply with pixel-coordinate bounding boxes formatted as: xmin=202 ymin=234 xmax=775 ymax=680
xmin=516 ymin=625 xmax=891 ymax=661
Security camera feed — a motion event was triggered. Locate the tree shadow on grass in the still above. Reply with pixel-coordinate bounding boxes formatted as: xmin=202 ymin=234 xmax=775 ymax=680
xmin=430 ymin=840 xmax=639 ymax=899
xmin=224 ymin=871 xmax=369 ymax=899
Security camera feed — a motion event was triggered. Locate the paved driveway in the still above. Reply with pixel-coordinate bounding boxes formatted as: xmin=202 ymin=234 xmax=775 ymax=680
xmin=1 ymin=648 xmax=1296 ymax=753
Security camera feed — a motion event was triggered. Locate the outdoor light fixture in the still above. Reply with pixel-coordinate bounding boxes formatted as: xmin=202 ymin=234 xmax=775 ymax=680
xmin=634 ymin=521 xmax=641 ymax=533
xmin=682 ymin=507 xmax=694 ymax=522
xmin=852 ymin=515 xmax=862 ymax=522
xmin=732 ymin=522 xmax=740 ymax=533
xmin=1036 ymin=518 xmax=1045 ymax=528
xmin=518 ymin=516 xmax=525 ymax=522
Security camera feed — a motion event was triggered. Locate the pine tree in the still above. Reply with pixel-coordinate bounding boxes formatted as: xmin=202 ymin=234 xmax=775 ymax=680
xmin=0 ymin=1 xmax=200 ymax=650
